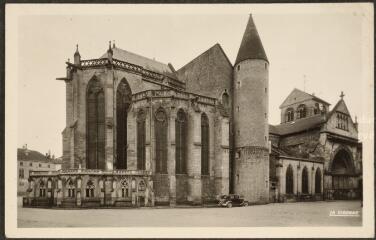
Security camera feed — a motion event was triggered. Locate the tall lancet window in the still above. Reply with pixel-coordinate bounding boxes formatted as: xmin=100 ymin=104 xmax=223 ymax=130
xmin=87 ymin=77 xmax=105 ymax=169
xmin=201 ymin=113 xmax=209 ymax=175
xmin=116 ymin=79 xmax=132 ymax=169
xmin=155 ymin=108 xmax=168 ymax=173
xmin=137 ymin=109 xmax=146 ymax=170
xmin=175 ymin=109 xmax=187 ymax=174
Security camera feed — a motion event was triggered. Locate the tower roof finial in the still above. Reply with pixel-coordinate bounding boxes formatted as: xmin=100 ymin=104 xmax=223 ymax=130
xmin=113 ymin=40 xmax=116 ymax=48
xmin=235 ymin=14 xmax=268 ymax=65
xmin=340 ymin=91 xmax=345 ymax=99
xmin=74 ymin=44 xmax=80 ymax=56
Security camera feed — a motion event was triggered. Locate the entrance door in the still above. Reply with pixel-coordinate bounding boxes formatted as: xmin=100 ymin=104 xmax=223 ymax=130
xmin=331 ymin=149 xmax=354 ymax=200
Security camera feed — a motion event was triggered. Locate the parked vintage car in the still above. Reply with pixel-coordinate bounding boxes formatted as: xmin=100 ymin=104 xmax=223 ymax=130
xmin=217 ymin=194 xmax=249 ymax=208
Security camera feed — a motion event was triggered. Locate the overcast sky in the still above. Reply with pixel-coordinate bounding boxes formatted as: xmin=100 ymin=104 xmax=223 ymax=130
xmin=12 ymin=4 xmax=372 ymax=157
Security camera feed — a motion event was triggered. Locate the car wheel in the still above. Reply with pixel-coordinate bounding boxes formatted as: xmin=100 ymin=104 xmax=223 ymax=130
xmin=243 ymin=202 xmax=249 ymax=207
xmin=227 ymin=202 xmax=232 ymax=208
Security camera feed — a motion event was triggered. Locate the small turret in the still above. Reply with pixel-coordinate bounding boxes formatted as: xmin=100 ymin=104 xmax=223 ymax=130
xmin=107 ymin=41 xmax=113 ymax=62
xmin=74 ymin=44 xmax=81 ymax=65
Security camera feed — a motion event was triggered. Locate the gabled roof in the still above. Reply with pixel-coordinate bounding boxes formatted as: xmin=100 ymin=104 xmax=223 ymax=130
xmin=17 ymin=148 xmax=50 ymax=162
xmin=326 ymin=98 xmax=353 ymax=120
xmin=270 ymin=114 xmax=326 ymax=136
xmin=100 ymin=47 xmax=177 ymax=79
xmin=235 ymin=14 xmax=268 ymax=65
xmin=177 ymin=43 xmax=232 ymax=72
xmin=280 ymin=88 xmax=330 ymax=108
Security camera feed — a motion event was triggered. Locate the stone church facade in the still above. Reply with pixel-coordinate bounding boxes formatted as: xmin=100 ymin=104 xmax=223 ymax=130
xmin=23 ymin=15 xmax=361 ymax=208
xmin=269 ymin=89 xmax=363 ymax=202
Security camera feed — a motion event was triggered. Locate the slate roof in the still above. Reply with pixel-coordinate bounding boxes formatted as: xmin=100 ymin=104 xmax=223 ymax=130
xmin=100 ymin=47 xmax=178 ymax=79
xmin=280 ymin=88 xmax=330 ymax=108
xmin=235 ymin=15 xmax=268 ymax=65
xmin=17 ymin=148 xmax=50 ymax=162
xmin=269 ymin=114 xmax=327 ymax=136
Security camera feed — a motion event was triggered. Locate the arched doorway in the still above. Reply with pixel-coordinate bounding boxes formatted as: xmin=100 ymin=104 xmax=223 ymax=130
xmin=301 ymin=167 xmax=309 ymax=194
xmin=286 ymin=165 xmax=294 ymax=194
xmin=315 ymin=168 xmax=322 ymax=194
xmin=116 ymin=79 xmax=132 ymax=169
xmin=331 ymin=148 xmax=355 ymax=199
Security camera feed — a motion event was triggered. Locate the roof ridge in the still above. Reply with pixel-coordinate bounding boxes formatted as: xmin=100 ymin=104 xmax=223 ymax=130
xmin=176 ymin=43 xmax=222 ymax=72
xmin=111 ymin=47 xmax=172 ymax=67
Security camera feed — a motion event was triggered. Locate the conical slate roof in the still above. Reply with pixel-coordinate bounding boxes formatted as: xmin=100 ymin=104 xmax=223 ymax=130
xmin=235 ymin=15 xmax=268 ymax=65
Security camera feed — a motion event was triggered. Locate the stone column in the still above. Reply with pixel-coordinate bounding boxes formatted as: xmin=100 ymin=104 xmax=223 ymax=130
xmin=105 ymin=71 xmax=114 ymax=170
xmin=187 ymin=111 xmax=202 ymax=204
xmin=168 ymin=109 xmax=177 ymax=206
xmin=145 ymin=106 xmax=152 ymax=171
xmin=276 ymin=160 xmax=283 ymax=201
xmin=104 ymin=177 xmax=113 ymax=206
xmin=214 ymin=116 xmax=230 ymax=196
xmin=57 ymin=179 xmax=62 ymax=206
xmin=99 ymin=179 xmax=105 ymax=205
xmin=76 ymin=177 xmax=82 ymax=206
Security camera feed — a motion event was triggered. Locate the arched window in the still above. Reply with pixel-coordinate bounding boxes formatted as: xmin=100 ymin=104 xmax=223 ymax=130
xmin=315 ymin=168 xmax=322 ymax=194
xmin=285 ymin=108 xmax=294 ymax=122
xmin=302 ymin=167 xmax=309 ymax=194
xmin=201 ymin=113 xmax=209 ymax=175
xmin=39 ymin=180 xmax=46 ymax=197
xmin=297 ymin=104 xmax=307 ymax=119
xmin=155 ymin=108 xmax=168 ymax=173
xmin=121 ymin=179 xmax=129 ymax=198
xmin=137 ymin=110 xmax=146 ymax=170
xmin=67 ymin=179 xmax=75 ymax=198
xmin=86 ymin=77 xmax=105 ymax=169
xmin=286 ymin=165 xmax=294 ymax=194
xmin=175 ymin=109 xmax=187 ymax=174
xmin=221 ymin=92 xmax=230 ymax=109
xmin=116 ymin=79 xmax=132 ymax=169
xmin=86 ymin=180 xmax=95 ymax=198
xmin=138 ymin=180 xmax=146 ymax=191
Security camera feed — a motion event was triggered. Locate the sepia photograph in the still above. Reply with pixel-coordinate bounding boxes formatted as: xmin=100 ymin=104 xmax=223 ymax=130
xmin=4 ymin=3 xmax=374 ymax=238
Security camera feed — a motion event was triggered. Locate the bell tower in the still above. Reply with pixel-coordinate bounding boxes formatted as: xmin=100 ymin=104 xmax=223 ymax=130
xmin=232 ymin=15 xmax=269 ymax=203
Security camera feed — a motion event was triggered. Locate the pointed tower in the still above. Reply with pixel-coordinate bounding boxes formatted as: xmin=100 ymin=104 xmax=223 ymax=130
xmin=232 ymin=15 xmax=269 ymax=203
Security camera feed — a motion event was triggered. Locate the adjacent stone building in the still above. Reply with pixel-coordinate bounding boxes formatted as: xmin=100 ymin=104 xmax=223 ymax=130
xmin=23 ymin=14 xmax=362 ymax=208
xmin=269 ymin=89 xmax=362 ymax=202
xmin=17 ymin=145 xmax=60 ymax=196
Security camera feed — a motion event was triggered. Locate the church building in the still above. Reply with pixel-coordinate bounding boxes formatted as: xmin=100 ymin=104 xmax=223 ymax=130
xmin=269 ymin=89 xmax=363 ymax=202
xmin=23 ymin=15 xmax=361 ymax=208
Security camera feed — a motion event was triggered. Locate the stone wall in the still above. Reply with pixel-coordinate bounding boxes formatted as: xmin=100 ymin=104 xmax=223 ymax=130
xmin=176 ymin=44 xmax=233 ymax=100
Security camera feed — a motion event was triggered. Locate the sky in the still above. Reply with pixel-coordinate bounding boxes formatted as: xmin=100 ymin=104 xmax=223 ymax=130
xmin=13 ymin=4 xmax=372 ymax=157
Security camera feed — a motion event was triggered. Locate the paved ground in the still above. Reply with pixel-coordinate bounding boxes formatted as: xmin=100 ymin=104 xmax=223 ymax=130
xmin=18 ymin=200 xmax=362 ymax=228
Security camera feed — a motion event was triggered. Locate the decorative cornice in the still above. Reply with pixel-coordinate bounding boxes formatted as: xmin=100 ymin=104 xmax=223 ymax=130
xmin=68 ymin=58 xmax=185 ymax=90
